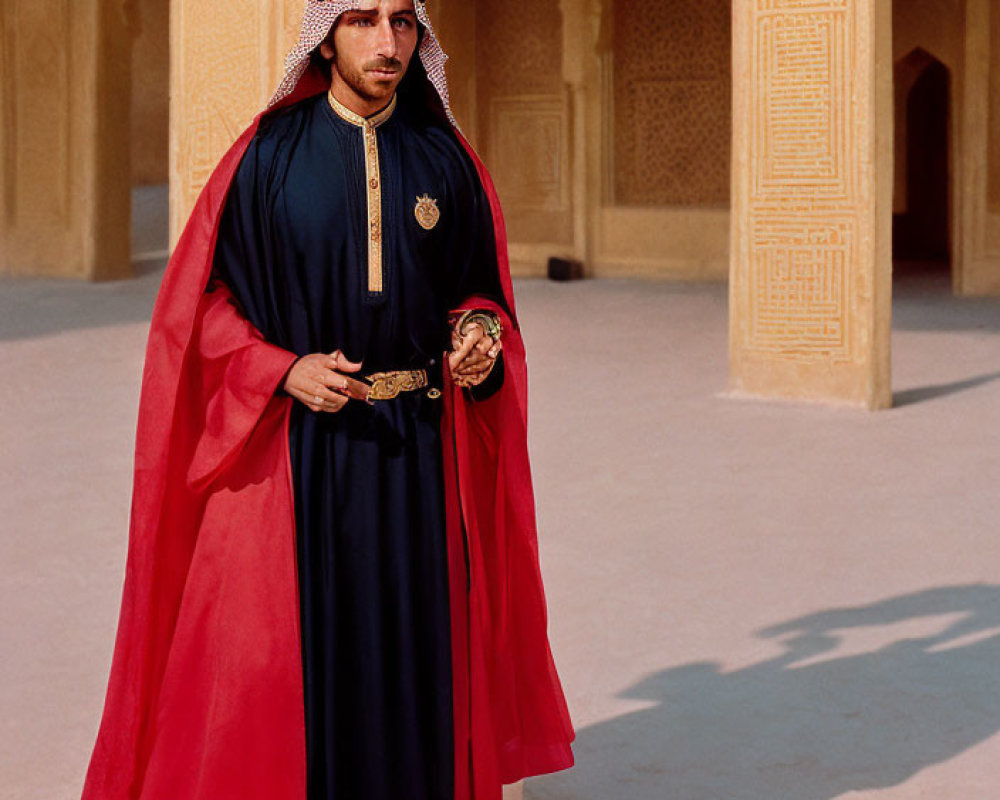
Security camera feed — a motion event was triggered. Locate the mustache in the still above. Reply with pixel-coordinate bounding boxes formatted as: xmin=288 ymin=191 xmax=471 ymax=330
xmin=364 ymin=57 xmax=403 ymax=72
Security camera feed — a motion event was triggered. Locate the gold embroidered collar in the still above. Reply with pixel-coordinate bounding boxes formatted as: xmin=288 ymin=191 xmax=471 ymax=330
xmin=327 ymin=91 xmax=397 ymax=129
xmin=326 ymin=91 xmax=397 ymax=295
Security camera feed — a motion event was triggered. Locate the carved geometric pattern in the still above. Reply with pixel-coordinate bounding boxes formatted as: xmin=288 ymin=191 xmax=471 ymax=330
xmin=740 ymin=0 xmax=864 ymax=365
xmin=628 ymin=80 xmax=731 ymax=206
xmin=748 ymin=217 xmax=853 ymax=359
xmin=477 ymin=0 xmax=563 ymax=97
xmin=753 ymin=3 xmax=851 ymax=200
xmin=488 ymin=95 xmax=568 ymax=212
xmin=613 ymin=0 xmax=731 ymax=206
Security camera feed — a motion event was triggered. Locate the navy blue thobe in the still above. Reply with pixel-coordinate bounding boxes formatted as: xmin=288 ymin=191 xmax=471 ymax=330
xmin=210 ymin=89 xmax=506 ymax=800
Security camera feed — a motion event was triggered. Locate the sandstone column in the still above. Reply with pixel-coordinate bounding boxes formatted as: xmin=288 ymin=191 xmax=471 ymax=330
xmin=956 ymin=0 xmax=1000 ymax=296
xmin=427 ymin=0 xmax=478 ymax=138
xmin=729 ymin=0 xmax=893 ymax=409
xmin=170 ymin=0 xmax=303 ymax=245
xmin=0 ymin=0 xmax=132 ymax=280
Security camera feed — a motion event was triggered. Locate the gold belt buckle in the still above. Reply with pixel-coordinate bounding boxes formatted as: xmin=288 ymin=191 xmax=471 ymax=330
xmin=366 ymin=369 xmax=429 ymax=401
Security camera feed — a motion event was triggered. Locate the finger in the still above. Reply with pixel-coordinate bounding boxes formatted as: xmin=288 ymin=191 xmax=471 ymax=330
xmin=317 ymin=368 xmax=369 ymax=403
xmin=458 ymin=361 xmax=493 ymax=377
xmin=330 ymin=350 xmax=364 ymax=374
xmin=455 ymin=352 xmax=490 ymax=373
xmin=456 ymin=373 xmax=485 ymax=388
xmin=289 ymin=388 xmax=324 ymax=413
xmin=488 ymin=342 xmax=502 ymax=359
xmin=460 ymin=322 xmax=486 ymax=341
xmin=318 ymin=371 xmax=360 ymax=396
xmin=321 ymin=395 xmax=349 ymax=413
xmin=319 ymin=372 xmax=347 ymax=392
xmin=458 ymin=361 xmax=492 ymax=375
xmin=310 ymin=384 xmax=348 ymax=404
xmin=456 ymin=359 xmax=489 ymax=375
xmin=474 ymin=336 xmax=495 ymax=356
xmin=456 ymin=363 xmax=488 ymax=383
xmin=463 ymin=349 xmax=490 ymax=365
xmin=452 ymin=333 xmax=478 ymax=364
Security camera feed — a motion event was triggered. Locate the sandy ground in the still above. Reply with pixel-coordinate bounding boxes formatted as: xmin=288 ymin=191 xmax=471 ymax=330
xmin=2 ymin=192 xmax=1000 ymax=799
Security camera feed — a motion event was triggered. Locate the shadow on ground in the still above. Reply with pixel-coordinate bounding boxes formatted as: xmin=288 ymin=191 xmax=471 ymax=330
xmin=528 ymin=585 xmax=1000 ymax=800
xmin=0 ymin=263 xmax=165 ymax=341
xmin=893 ymin=265 xmax=1000 ymax=333
xmin=0 ymin=185 xmax=168 ymax=341
xmin=893 ymin=370 xmax=1000 ymax=407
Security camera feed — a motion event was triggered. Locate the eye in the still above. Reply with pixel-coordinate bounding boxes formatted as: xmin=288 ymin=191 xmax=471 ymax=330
xmin=391 ymin=17 xmax=414 ymax=30
xmin=348 ymin=16 xmax=374 ymax=26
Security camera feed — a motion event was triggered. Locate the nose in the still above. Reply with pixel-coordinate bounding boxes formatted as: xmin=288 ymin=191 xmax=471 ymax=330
xmin=375 ymin=17 xmax=398 ymax=59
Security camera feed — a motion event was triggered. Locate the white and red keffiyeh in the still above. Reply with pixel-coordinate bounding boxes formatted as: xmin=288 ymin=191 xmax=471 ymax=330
xmin=268 ymin=0 xmax=454 ymax=123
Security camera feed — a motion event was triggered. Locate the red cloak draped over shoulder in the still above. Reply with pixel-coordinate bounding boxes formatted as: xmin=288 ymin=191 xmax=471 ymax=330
xmin=81 ymin=69 xmax=574 ymax=800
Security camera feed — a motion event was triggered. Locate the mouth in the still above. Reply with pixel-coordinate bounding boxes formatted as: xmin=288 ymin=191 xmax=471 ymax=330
xmin=369 ymin=69 xmax=400 ymax=80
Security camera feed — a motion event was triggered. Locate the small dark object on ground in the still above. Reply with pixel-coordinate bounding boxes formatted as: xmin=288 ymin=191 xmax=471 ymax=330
xmin=548 ymin=257 xmax=585 ymax=282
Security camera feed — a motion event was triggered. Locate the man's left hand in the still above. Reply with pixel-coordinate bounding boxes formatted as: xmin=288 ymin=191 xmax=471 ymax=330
xmin=448 ymin=320 xmax=501 ymax=388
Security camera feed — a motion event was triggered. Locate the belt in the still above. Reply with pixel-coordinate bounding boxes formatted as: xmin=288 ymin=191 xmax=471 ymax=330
xmin=366 ymin=368 xmax=443 ymax=401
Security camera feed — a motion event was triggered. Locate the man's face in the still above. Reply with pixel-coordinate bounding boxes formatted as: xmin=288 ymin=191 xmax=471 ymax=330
xmin=323 ymin=0 xmax=419 ymax=111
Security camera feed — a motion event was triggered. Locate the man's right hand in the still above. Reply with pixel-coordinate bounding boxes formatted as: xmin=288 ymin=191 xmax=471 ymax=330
xmin=283 ymin=350 xmax=370 ymax=413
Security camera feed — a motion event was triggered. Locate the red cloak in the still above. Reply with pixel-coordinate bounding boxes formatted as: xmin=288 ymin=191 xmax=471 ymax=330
xmin=81 ymin=69 xmax=574 ymax=800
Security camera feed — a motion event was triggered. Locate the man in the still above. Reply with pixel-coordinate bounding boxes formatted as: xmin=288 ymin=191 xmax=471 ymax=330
xmin=81 ymin=2 xmax=574 ymax=800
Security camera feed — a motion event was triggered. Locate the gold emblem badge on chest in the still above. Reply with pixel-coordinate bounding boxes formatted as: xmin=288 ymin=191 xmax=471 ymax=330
xmin=414 ymin=194 xmax=441 ymax=231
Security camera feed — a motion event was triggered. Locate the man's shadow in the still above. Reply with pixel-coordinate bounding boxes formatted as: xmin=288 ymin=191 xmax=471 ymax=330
xmin=528 ymin=585 xmax=1000 ymax=800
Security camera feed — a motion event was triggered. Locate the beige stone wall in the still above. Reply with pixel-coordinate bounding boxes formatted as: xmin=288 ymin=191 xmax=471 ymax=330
xmin=988 ymin=1 xmax=1000 ymax=212
xmin=613 ymin=0 xmax=730 ymax=206
xmin=587 ymin=0 xmax=731 ymax=280
xmin=893 ymin=0 xmax=965 ymax=67
xmin=887 ymin=0 xmax=1000 ymax=295
xmin=0 ymin=0 xmax=133 ymax=279
xmin=961 ymin=0 xmax=1000 ymax=293
xmin=169 ymin=0 xmax=302 ymax=245
xmin=426 ymin=0 xmax=477 ymax=139
xmin=475 ymin=0 xmax=574 ymax=252
xmin=132 ymin=0 xmax=170 ymax=186
xmin=886 ymin=0 xmax=1000 ymax=296
xmin=729 ymin=0 xmax=893 ymax=408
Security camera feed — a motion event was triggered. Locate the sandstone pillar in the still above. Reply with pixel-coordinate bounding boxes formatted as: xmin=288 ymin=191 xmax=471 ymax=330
xmin=956 ymin=0 xmax=1000 ymax=295
xmin=729 ymin=0 xmax=894 ymax=408
xmin=560 ymin=0 xmax=604 ymax=272
xmin=427 ymin=0 xmax=478 ymax=139
xmin=0 ymin=0 xmax=132 ymax=280
xmin=170 ymin=0 xmax=302 ymax=245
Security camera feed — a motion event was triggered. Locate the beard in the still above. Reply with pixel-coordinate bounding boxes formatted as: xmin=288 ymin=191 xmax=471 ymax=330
xmin=333 ymin=56 xmax=405 ymax=102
